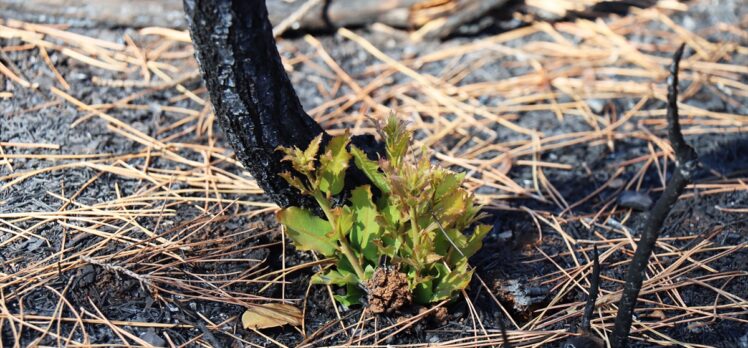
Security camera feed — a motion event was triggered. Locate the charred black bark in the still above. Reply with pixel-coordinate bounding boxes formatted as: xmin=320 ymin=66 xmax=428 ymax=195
xmin=610 ymin=44 xmax=698 ymax=348
xmin=184 ymin=0 xmax=378 ymax=210
xmin=184 ymin=0 xmax=324 ymax=209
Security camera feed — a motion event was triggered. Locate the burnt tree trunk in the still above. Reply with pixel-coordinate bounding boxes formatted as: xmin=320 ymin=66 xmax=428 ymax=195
xmin=184 ymin=0 xmax=376 ymax=210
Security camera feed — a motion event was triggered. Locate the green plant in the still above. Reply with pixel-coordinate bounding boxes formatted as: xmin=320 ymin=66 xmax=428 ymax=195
xmin=276 ymin=116 xmax=490 ymax=308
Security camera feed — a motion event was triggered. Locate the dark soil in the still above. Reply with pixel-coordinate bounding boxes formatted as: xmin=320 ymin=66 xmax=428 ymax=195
xmin=2 ymin=0 xmax=748 ymax=347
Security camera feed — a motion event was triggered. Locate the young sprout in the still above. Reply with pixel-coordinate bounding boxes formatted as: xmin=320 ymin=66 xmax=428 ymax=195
xmin=276 ymin=116 xmax=490 ymax=310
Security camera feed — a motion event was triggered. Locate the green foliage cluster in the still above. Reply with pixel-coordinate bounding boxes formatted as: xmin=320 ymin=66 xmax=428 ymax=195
xmin=276 ymin=117 xmax=490 ymax=307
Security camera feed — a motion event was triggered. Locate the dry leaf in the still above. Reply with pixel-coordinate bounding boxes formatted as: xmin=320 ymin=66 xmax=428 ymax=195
xmin=650 ymin=309 xmax=666 ymax=320
xmin=241 ymin=303 xmax=302 ymax=329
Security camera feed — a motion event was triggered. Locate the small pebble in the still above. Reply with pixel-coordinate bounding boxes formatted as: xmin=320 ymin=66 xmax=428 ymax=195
xmin=618 ymin=191 xmax=653 ymax=211
xmin=608 ymin=178 xmax=625 ymax=189
xmin=563 ymin=336 xmax=603 ymax=348
xmin=497 ymin=230 xmax=513 ymax=241
xmin=139 ymin=329 xmax=166 ymax=347
xmin=587 ymin=99 xmax=605 ymax=114
xmin=739 ymin=329 xmax=748 ymax=348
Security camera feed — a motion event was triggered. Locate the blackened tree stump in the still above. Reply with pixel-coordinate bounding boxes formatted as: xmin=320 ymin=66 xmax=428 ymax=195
xmin=184 ymin=0 xmax=378 ymax=210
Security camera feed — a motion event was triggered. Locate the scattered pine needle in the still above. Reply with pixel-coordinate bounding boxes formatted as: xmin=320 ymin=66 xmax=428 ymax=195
xmin=1 ymin=2 xmax=747 ymax=347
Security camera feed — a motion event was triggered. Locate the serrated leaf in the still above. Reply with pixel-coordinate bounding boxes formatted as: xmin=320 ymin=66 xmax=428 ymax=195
xmin=377 ymin=198 xmax=401 ymax=228
xmin=304 ymin=134 xmax=323 ymax=163
xmin=277 ymin=144 xmax=315 ymax=175
xmin=434 ymin=171 xmax=465 ymax=199
xmin=319 ymin=134 xmax=350 ymax=195
xmin=277 ymin=207 xmax=337 ymax=257
xmin=350 ymin=146 xmax=390 ymax=194
xmin=433 ymin=190 xmax=468 ymax=220
xmin=279 ymin=171 xmax=308 ymax=194
xmin=350 ymin=186 xmax=380 ymax=263
xmin=275 ymin=114 xmax=488 ymax=308
xmin=383 ymin=116 xmax=410 ymax=167
xmin=241 ymin=303 xmax=302 ymax=329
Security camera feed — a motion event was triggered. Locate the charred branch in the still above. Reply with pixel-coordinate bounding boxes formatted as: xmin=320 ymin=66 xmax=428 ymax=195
xmin=581 ymin=245 xmax=601 ymax=332
xmin=610 ymin=44 xmax=698 ymax=348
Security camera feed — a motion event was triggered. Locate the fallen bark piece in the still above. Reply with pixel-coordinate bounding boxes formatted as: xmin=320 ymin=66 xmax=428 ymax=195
xmin=495 ymin=279 xmax=549 ymax=315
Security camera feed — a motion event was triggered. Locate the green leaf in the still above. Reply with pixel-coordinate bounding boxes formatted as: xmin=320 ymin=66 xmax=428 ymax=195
xmin=304 ymin=134 xmax=323 ymax=163
xmin=413 ymin=279 xmax=434 ymax=304
xmin=277 ymin=134 xmax=322 ymax=176
xmin=431 ymin=261 xmax=473 ymax=302
xmin=350 ymin=186 xmax=381 ymax=263
xmin=279 ymin=171 xmax=308 ymax=194
xmin=336 ymin=257 xmax=359 ymax=279
xmin=350 ymin=146 xmax=390 ymax=194
xmin=433 ymin=190 xmax=468 ymax=221
xmin=334 ymin=284 xmax=364 ymax=308
xmin=319 ymin=134 xmax=350 ymax=195
xmin=461 ymin=224 xmax=491 ymax=259
xmin=434 ymin=227 xmax=467 ymax=255
xmin=434 ymin=171 xmax=465 ymax=199
xmin=383 ymin=115 xmax=410 ymax=167
xmin=364 ymin=264 xmax=376 ymax=280
xmin=312 ymin=269 xmax=358 ymax=285
xmin=377 ymin=198 xmax=401 ymax=228
xmin=277 ymin=207 xmax=337 ymax=257
xmin=331 ymin=206 xmax=353 ymax=239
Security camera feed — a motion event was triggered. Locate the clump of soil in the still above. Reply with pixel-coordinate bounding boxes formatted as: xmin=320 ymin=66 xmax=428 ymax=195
xmin=365 ymin=267 xmax=412 ymax=314
xmin=418 ymin=305 xmax=449 ymax=324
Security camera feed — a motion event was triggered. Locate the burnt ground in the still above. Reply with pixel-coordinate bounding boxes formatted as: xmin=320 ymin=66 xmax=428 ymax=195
xmin=1 ymin=0 xmax=748 ymax=347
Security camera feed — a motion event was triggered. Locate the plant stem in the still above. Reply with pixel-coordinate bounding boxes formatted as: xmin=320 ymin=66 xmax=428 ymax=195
xmin=312 ymin=191 xmax=367 ymax=280
xmin=339 ymin=238 xmax=367 ymax=280
xmin=409 ymin=207 xmax=422 ymax=266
